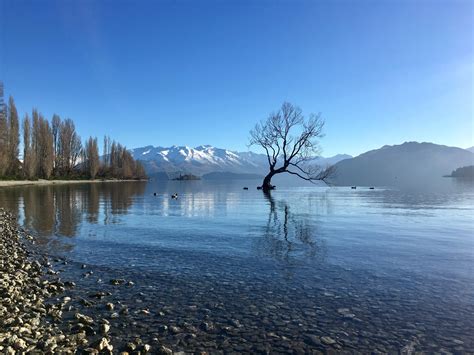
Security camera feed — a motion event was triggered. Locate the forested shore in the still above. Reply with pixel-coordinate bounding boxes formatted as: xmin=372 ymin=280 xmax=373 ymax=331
xmin=0 ymin=82 xmax=146 ymax=181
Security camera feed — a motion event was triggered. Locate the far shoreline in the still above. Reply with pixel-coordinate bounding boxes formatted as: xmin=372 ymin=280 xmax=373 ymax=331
xmin=0 ymin=179 xmax=148 ymax=188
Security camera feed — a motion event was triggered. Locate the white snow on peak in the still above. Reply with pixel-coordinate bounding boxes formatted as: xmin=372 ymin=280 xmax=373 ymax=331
xmin=130 ymin=144 xmax=352 ymax=175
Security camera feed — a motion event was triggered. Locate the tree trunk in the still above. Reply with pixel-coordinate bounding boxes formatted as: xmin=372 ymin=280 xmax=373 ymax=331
xmin=261 ymin=171 xmax=275 ymax=192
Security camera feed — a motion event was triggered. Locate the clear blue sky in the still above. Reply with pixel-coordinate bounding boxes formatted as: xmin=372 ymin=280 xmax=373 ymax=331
xmin=1 ymin=0 xmax=472 ymax=156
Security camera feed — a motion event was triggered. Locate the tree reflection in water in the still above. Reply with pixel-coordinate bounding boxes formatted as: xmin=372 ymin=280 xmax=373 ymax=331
xmin=256 ymin=191 xmax=326 ymax=269
xmin=0 ymin=182 xmax=146 ymax=252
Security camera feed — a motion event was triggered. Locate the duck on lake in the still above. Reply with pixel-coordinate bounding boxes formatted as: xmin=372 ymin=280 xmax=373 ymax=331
xmin=171 ymin=193 xmax=178 ymax=199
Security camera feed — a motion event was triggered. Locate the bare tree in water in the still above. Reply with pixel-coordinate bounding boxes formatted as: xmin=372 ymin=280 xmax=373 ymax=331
xmin=249 ymin=102 xmax=335 ymax=191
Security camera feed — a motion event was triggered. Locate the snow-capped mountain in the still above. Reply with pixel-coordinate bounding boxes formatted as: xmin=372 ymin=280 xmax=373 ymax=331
xmin=131 ymin=145 xmax=351 ymax=177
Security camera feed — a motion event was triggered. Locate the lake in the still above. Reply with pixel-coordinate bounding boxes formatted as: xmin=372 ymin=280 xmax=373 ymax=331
xmin=0 ymin=178 xmax=473 ymax=352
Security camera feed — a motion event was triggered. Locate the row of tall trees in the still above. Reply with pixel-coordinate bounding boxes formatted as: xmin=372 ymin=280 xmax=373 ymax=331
xmin=0 ymin=83 xmax=146 ymax=180
xmin=0 ymin=84 xmax=20 ymax=177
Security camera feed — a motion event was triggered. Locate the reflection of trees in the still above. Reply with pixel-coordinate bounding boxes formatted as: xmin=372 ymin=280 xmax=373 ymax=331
xmin=255 ymin=192 xmax=325 ymax=265
xmin=101 ymin=182 xmax=146 ymax=223
xmin=0 ymin=182 xmax=147 ymax=247
xmin=84 ymin=183 xmax=99 ymax=223
xmin=23 ymin=186 xmax=55 ymax=238
xmin=0 ymin=187 xmax=21 ymax=218
xmin=55 ymin=185 xmax=82 ymax=237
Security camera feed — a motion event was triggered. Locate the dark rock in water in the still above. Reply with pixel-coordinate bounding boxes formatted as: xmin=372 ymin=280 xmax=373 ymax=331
xmin=305 ymin=334 xmax=322 ymax=346
xmin=257 ymin=186 xmax=263 ymax=190
xmin=158 ymin=345 xmax=173 ymax=354
xmin=351 ymin=186 xmax=357 ymax=189
xmin=110 ymin=278 xmax=126 ymax=285
xmin=100 ymin=323 xmax=110 ymax=334
xmin=89 ymin=291 xmax=111 ymax=299
xmin=243 ymin=187 xmax=249 ymax=190
xmin=200 ymin=321 xmax=215 ymax=332
xmin=321 ymin=336 xmax=336 ymax=345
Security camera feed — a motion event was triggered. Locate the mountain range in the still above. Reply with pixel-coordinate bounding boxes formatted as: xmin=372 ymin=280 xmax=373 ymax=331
xmin=130 ymin=142 xmax=474 ymax=185
xmin=130 ymin=145 xmax=351 ymax=178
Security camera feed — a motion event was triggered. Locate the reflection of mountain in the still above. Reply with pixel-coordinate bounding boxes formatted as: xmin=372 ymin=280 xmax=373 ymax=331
xmin=331 ymin=142 xmax=474 ymax=186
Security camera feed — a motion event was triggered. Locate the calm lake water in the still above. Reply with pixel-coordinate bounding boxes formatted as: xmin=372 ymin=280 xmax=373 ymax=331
xmin=1 ymin=178 xmax=473 ymax=352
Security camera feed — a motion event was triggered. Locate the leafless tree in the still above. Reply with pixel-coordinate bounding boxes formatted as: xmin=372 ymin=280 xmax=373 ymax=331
xmin=103 ymin=135 xmax=111 ymax=170
xmin=22 ymin=114 xmax=36 ymax=179
xmin=249 ymin=102 xmax=335 ymax=191
xmin=52 ymin=114 xmax=61 ymax=174
xmin=58 ymin=118 xmax=82 ymax=175
xmin=84 ymin=137 xmax=99 ymax=179
xmin=0 ymin=83 xmax=8 ymax=175
xmin=7 ymin=96 xmax=20 ymax=175
xmin=38 ymin=114 xmax=54 ymax=179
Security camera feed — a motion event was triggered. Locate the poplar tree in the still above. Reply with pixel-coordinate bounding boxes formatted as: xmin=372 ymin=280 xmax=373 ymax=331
xmin=0 ymin=83 xmax=8 ymax=176
xmin=7 ymin=96 xmax=20 ymax=175
xmin=22 ymin=114 xmax=36 ymax=179
xmin=51 ymin=114 xmax=61 ymax=174
xmin=84 ymin=137 xmax=99 ymax=179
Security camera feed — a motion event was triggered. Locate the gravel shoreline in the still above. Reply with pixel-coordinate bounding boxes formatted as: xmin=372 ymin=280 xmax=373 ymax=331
xmin=0 ymin=209 xmax=161 ymax=354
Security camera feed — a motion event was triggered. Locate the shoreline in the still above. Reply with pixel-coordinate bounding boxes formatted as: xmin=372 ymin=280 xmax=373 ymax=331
xmin=0 ymin=179 xmax=148 ymax=188
xmin=0 ymin=209 xmax=158 ymax=354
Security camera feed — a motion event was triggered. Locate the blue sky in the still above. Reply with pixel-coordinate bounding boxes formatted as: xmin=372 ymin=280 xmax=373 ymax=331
xmin=1 ymin=0 xmax=472 ymax=156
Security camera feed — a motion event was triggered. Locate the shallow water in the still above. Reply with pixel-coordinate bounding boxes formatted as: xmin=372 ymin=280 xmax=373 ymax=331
xmin=1 ymin=178 xmax=473 ymax=352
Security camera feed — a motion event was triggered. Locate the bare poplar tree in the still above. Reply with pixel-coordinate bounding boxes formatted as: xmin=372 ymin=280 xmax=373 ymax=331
xmin=84 ymin=137 xmax=99 ymax=179
xmin=134 ymin=161 xmax=146 ymax=180
xmin=58 ymin=118 xmax=82 ymax=175
xmin=38 ymin=115 xmax=54 ymax=179
xmin=249 ymin=102 xmax=335 ymax=192
xmin=22 ymin=114 xmax=36 ymax=179
xmin=31 ymin=109 xmax=41 ymax=176
xmin=51 ymin=114 xmax=61 ymax=174
xmin=71 ymin=134 xmax=82 ymax=171
xmin=0 ymin=83 xmax=8 ymax=176
xmin=103 ymin=135 xmax=111 ymax=169
xmin=7 ymin=96 xmax=20 ymax=175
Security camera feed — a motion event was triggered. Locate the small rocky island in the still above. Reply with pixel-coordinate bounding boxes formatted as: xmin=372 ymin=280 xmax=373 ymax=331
xmin=445 ymin=165 xmax=474 ymax=179
xmin=172 ymin=174 xmax=201 ymax=181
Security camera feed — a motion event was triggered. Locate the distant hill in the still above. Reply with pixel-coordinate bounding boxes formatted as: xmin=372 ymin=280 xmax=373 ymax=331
xmin=466 ymin=146 xmax=474 ymax=153
xmin=330 ymin=142 xmax=474 ymax=186
xmin=310 ymin=154 xmax=352 ymax=166
xmin=202 ymin=172 xmax=263 ymax=180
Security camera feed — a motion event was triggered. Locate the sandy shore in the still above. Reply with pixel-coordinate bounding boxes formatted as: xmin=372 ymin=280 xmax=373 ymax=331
xmin=0 ymin=179 xmax=147 ymax=188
